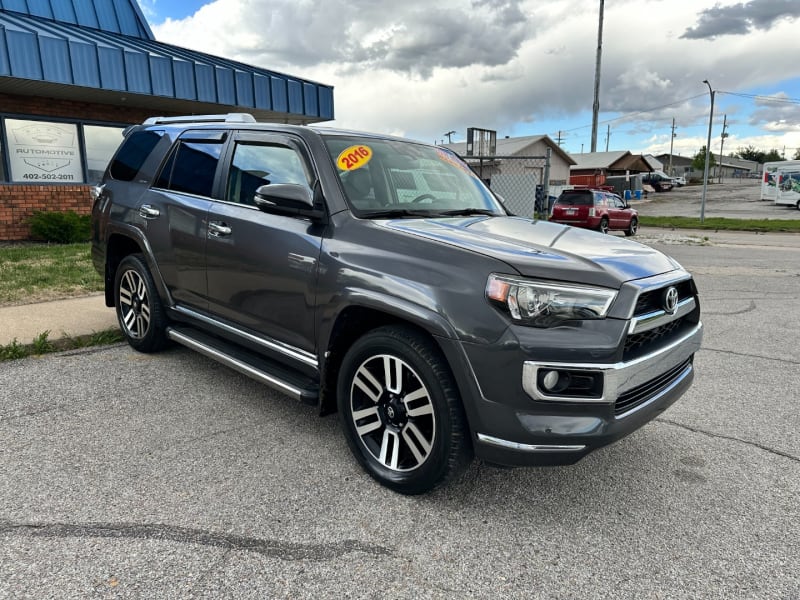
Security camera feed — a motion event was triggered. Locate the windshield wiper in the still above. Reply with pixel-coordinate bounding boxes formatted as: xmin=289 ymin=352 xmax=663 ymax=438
xmin=437 ymin=208 xmax=499 ymax=217
xmin=358 ymin=209 xmax=439 ymax=219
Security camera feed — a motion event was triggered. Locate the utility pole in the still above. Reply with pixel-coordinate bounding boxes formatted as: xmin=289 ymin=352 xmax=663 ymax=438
xmin=669 ymin=118 xmax=676 ymax=176
xmin=605 ymin=124 xmax=611 ymax=151
xmin=701 ymin=80 xmax=715 ymax=223
xmin=556 ymin=131 xmax=563 ymax=146
xmin=717 ymin=115 xmax=728 ymax=184
xmin=590 ymin=0 xmax=605 ymax=152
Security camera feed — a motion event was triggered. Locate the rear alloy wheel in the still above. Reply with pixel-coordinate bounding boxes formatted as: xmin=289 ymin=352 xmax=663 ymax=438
xmin=114 ymin=254 xmax=168 ymax=353
xmin=625 ymin=217 xmax=638 ymax=237
xmin=337 ymin=326 xmax=471 ymax=494
xmin=598 ymin=217 xmax=610 ymax=234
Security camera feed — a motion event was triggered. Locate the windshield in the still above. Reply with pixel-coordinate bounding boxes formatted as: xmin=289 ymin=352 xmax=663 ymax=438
xmin=322 ymin=135 xmax=506 ymax=217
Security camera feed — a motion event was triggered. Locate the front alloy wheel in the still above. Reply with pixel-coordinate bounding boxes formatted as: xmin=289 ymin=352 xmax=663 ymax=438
xmin=338 ymin=326 xmax=471 ymax=494
xmin=349 ymin=354 xmax=436 ymax=472
xmin=599 ymin=217 xmax=610 ymax=234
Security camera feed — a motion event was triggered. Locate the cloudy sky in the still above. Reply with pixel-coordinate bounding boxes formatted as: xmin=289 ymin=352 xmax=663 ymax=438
xmin=139 ymin=0 xmax=800 ymax=159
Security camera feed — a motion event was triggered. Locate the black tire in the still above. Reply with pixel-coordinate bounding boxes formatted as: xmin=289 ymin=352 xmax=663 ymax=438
xmin=796 ymin=200 xmax=800 ymax=211
xmin=114 ymin=254 xmax=168 ymax=353
xmin=337 ymin=325 xmax=472 ymax=494
xmin=598 ymin=217 xmax=609 ymax=234
xmin=625 ymin=217 xmax=638 ymax=237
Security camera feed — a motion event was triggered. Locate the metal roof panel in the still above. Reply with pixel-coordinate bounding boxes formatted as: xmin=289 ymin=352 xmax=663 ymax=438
xmin=40 ymin=35 xmax=70 ymax=83
xmin=69 ymin=40 xmax=100 ymax=87
xmin=0 ymin=8 xmax=334 ymax=122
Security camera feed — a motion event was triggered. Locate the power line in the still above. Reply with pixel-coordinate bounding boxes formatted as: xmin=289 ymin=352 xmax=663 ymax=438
xmin=554 ymin=93 xmax=708 ymax=136
xmin=549 ymin=89 xmax=799 ymax=144
xmin=719 ymin=91 xmax=800 ymax=105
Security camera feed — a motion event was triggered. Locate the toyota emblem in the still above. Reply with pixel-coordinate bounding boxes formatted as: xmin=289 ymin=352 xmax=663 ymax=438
xmin=663 ymin=286 xmax=679 ymax=314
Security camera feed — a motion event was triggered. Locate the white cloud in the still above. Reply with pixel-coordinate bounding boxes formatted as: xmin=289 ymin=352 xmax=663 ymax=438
xmin=152 ymin=0 xmax=800 ymax=154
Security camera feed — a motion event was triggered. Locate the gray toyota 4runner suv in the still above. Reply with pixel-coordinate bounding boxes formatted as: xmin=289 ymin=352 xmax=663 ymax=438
xmin=92 ymin=114 xmax=703 ymax=494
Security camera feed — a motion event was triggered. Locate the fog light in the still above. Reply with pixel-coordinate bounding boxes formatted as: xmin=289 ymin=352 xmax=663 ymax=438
xmin=541 ymin=370 xmax=571 ymax=394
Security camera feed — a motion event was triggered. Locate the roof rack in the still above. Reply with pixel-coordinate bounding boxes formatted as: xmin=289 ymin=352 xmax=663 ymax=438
xmin=142 ymin=113 xmax=257 ymax=125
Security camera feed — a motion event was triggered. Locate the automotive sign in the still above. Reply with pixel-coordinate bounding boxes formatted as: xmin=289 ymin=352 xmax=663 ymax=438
xmin=6 ymin=119 xmax=83 ymax=183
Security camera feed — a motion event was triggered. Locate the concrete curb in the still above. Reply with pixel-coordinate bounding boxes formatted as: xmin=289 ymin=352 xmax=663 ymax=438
xmin=0 ymin=294 xmax=118 ymax=347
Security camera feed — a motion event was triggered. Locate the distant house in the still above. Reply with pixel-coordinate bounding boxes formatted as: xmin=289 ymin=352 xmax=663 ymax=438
xmin=655 ymin=154 xmax=694 ymax=178
xmin=656 ymin=154 xmax=759 ymax=181
xmin=568 ymin=151 xmax=653 ymax=188
xmin=442 ymin=134 xmax=575 ymax=216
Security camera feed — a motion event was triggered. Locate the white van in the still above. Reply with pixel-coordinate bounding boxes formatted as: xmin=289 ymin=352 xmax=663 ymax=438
xmin=761 ymin=160 xmax=800 ymax=203
xmin=775 ymin=165 xmax=800 ymax=209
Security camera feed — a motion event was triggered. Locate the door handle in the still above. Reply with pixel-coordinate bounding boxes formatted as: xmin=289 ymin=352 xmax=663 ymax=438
xmin=139 ymin=204 xmax=160 ymax=219
xmin=208 ymin=221 xmax=232 ymax=237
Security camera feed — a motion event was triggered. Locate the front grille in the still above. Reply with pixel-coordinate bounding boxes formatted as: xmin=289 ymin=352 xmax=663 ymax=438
xmin=634 ymin=280 xmax=694 ymax=315
xmin=624 ymin=316 xmax=687 ymax=359
xmin=614 ymin=357 xmax=692 ymax=417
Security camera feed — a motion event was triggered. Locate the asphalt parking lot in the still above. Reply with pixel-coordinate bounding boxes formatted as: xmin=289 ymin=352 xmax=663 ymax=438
xmin=2 ymin=220 xmax=799 ymax=598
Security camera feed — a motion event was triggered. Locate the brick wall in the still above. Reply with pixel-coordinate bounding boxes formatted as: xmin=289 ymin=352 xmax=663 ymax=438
xmin=0 ymin=185 xmax=93 ymax=240
xmin=0 ymin=92 xmax=179 ymax=240
xmin=0 ymin=92 xmax=176 ymax=125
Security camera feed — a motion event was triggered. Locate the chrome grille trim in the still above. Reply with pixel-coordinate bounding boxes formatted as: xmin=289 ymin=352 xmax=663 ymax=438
xmin=628 ymin=297 xmax=696 ymax=334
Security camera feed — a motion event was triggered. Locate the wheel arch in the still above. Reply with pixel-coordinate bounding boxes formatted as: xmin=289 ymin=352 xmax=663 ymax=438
xmin=103 ymin=225 xmax=171 ymax=309
xmin=318 ymin=302 xmax=457 ymax=417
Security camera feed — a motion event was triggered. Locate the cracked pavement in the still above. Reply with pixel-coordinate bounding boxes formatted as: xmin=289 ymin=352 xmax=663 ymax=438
xmin=1 ymin=239 xmax=798 ymax=598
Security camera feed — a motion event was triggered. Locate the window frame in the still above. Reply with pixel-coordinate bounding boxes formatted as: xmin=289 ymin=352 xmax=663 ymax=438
xmin=0 ymin=112 xmax=128 ymax=185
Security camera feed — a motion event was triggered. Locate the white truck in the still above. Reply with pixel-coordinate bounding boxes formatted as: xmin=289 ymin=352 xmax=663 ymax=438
xmin=761 ymin=160 xmax=800 ymax=208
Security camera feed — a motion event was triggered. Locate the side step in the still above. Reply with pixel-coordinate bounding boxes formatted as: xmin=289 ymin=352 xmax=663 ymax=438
xmin=166 ymin=326 xmax=319 ymax=405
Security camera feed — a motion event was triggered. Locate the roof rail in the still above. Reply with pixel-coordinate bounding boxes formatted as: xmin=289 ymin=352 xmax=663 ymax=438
xmin=142 ymin=113 xmax=257 ymax=125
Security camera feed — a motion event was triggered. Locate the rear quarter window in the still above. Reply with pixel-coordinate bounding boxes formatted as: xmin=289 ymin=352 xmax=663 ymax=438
xmin=108 ymin=130 xmax=164 ymax=181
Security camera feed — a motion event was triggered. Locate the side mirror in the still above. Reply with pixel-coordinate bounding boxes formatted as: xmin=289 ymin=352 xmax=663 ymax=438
xmin=254 ymin=183 xmax=325 ymax=220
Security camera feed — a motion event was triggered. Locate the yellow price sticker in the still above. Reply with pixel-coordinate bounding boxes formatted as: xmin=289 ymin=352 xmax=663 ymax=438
xmin=337 ymin=145 xmax=373 ymax=171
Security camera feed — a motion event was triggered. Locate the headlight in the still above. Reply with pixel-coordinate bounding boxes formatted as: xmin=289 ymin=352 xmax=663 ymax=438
xmin=486 ymin=274 xmax=617 ymax=327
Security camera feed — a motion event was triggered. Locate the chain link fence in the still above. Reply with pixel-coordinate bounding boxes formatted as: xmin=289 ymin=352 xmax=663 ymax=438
xmin=464 ymin=155 xmax=550 ymax=218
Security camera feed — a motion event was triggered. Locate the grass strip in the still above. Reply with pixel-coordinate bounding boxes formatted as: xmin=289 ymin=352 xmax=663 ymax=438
xmin=639 ymin=216 xmax=800 ymax=233
xmin=0 ymin=329 xmax=124 ymax=362
xmin=0 ymin=243 xmax=104 ymax=306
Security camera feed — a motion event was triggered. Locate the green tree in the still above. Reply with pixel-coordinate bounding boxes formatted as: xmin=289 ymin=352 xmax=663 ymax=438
xmin=794 ymin=148 xmax=800 ymax=160
xmin=763 ymin=149 xmax=783 ymax=162
xmin=733 ymin=145 xmax=765 ymax=163
xmin=692 ymin=146 xmax=716 ymax=172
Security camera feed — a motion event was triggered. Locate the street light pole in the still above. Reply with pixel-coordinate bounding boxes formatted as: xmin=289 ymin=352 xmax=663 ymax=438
xmin=701 ymin=80 xmax=715 ymax=223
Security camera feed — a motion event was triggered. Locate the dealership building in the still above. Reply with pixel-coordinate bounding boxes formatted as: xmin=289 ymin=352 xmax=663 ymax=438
xmin=0 ymin=0 xmax=334 ymax=239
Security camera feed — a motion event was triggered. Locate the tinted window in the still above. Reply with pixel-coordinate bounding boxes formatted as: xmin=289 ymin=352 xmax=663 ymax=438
xmin=556 ymin=192 xmax=593 ymax=206
xmin=155 ymin=139 xmax=223 ymax=197
xmin=226 ymin=142 xmax=310 ymax=205
xmin=109 ymin=130 xmax=163 ymax=181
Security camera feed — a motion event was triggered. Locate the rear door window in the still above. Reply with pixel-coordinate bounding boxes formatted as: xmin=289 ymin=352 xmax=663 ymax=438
xmin=154 ymin=131 xmax=226 ymax=197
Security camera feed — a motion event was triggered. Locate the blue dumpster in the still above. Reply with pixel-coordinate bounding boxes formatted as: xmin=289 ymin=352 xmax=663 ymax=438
xmin=634 ymin=190 xmax=642 ymax=200
xmin=624 ymin=190 xmax=631 ymax=201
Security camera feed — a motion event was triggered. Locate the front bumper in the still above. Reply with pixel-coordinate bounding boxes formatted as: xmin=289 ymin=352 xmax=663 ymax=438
xmin=462 ymin=321 xmax=703 ymax=467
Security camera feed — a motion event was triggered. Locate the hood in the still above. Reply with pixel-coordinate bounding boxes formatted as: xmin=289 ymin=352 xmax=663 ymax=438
xmin=378 ymin=216 xmax=681 ymax=288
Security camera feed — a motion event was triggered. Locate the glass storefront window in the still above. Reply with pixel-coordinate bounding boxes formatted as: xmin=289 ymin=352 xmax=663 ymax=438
xmin=84 ymin=125 xmax=125 ymax=183
xmin=4 ymin=118 xmax=82 ymax=183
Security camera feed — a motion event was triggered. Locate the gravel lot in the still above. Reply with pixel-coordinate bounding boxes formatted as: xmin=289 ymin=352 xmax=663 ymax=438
xmin=634 ymin=178 xmax=800 ymax=220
